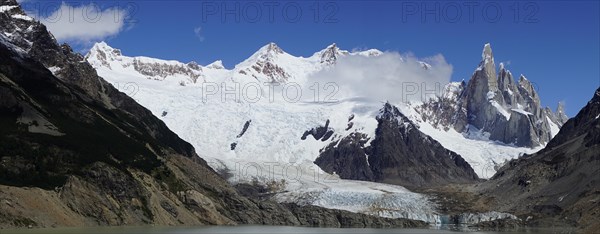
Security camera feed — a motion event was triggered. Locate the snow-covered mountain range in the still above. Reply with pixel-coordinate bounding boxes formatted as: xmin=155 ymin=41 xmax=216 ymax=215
xmin=86 ymin=41 xmax=564 ymax=179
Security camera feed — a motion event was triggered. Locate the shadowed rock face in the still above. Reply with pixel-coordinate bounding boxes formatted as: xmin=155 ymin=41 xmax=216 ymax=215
xmin=315 ymin=103 xmax=479 ymax=188
xmin=0 ymin=0 xmax=197 ymax=158
xmin=315 ymin=132 xmax=374 ymax=181
xmin=479 ymin=87 xmax=600 ymax=232
xmin=0 ymin=26 xmax=229 ymax=226
xmin=419 ymin=44 xmax=567 ymax=148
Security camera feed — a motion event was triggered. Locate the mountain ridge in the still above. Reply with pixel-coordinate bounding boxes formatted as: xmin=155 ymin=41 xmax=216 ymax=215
xmin=86 ymin=41 xmax=560 ymax=180
xmin=86 ymin=41 xmax=385 ymax=84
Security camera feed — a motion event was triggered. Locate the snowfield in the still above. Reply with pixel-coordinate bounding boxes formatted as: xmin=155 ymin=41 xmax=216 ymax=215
xmin=87 ymin=42 xmax=537 ymax=223
xmin=414 ymin=121 xmax=541 ymax=178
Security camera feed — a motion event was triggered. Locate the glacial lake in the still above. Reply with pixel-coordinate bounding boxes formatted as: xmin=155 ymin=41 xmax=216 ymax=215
xmin=0 ymin=225 xmax=576 ymax=234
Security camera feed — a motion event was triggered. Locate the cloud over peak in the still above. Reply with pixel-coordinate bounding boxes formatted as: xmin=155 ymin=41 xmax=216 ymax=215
xmin=34 ymin=2 xmax=130 ymax=43
xmin=307 ymin=52 xmax=453 ymax=103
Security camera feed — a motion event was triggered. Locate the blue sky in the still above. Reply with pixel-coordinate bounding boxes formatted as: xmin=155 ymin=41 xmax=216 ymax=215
xmin=20 ymin=0 xmax=600 ymax=116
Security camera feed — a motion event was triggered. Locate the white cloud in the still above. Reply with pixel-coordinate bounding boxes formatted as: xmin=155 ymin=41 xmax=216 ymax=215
xmin=307 ymin=52 xmax=453 ymax=103
xmin=194 ymin=26 xmax=204 ymax=42
xmin=36 ymin=3 xmax=129 ymax=42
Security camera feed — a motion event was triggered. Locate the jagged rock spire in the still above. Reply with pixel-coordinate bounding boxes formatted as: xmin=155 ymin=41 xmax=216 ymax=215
xmin=556 ymin=101 xmax=569 ymax=123
xmin=421 ymin=43 xmax=568 ymax=147
xmin=478 ymin=43 xmax=498 ymax=92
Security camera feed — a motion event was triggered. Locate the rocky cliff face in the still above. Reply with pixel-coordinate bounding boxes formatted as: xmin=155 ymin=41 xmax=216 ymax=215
xmin=0 ymin=0 xmax=427 ymax=229
xmin=315 ymin=103 xmax=479 ymax=188
xmin=477 ymin=87 xmax=600 ymax=232
xmin=419 ymin=44 xmax=567 ymax=147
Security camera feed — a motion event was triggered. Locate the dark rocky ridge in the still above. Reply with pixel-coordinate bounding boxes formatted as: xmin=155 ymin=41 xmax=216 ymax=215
xmin=476 ymin=87 xmax=600 ymax=232
xmin=315 ymin=103 xmax=479 ymax=188
xmin=0 ymin=29 xmax=232 ymax=227
xmin=0 ymin=0 xmax=196 ymax=158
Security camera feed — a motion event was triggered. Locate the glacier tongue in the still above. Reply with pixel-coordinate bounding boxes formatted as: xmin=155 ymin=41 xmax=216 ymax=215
xmin=275 ymin=171 xmax=443 ymax=224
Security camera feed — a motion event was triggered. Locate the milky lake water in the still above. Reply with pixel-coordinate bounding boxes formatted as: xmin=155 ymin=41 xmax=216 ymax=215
xmin=1 ymin=225 xmax=575 ymax=234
